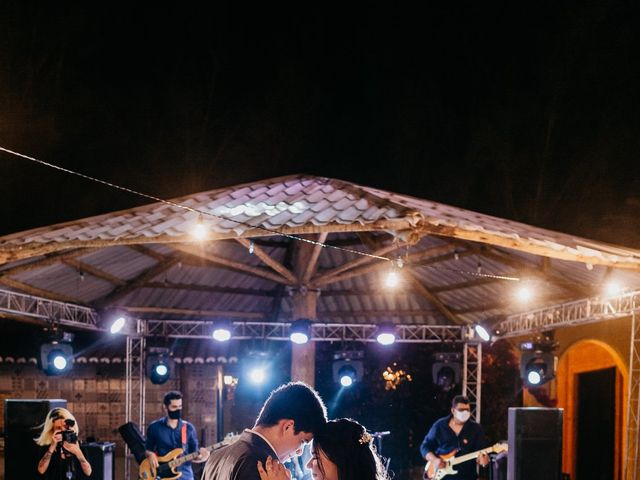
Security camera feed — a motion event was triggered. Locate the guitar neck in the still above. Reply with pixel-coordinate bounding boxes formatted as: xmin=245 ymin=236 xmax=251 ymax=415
xmin=448 ymin=446 xmax=495 ymax=466
xmin=169 ymin=438 xmax=231 ymax=468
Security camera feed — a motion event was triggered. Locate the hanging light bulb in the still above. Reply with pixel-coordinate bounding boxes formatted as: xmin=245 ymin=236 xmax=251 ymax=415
xmin=192 ymin=215 xmax=207 ymax=241
xmin=604 ymin=281 xmax=624 ymax=297
xmin=516 ymin=284 xmax=534 ymax=303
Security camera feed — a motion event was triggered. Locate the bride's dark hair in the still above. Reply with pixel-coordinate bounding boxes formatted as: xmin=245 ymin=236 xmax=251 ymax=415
xmin=312 ymin=418 xmax=390 ymax=480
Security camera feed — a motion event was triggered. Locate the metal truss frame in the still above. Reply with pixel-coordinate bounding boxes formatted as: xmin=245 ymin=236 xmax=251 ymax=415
xmin=626 ymin=309 xmax=640 ymax=480
xmin=124 ymin=319 xmax=146 ymax=480
xmin=463 ymin=342 xmax=482 ymax=422
xmin=0 ymin=288 xmax=98 ymax=327
xmin=145 ymin=320 xmax=466 ymax=343
xmin=497 ymin=289 xmax=640 ymax=338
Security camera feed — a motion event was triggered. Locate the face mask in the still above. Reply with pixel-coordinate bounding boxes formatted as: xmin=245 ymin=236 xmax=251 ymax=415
xmin=454 ymin=409 xmax=471 ymax=423
xmin=168 ymin=409 xmax=182 ymax=420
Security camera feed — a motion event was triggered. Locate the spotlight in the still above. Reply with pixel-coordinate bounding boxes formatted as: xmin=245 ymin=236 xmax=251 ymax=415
xmin=431 ymin=352 xmax=461 ymax=392
xmin=147 ymin=349 xmax=174 ymax=385
xmin=192 ymin=216 xmax=207 ymax=241
xmin=332 ymin=351 xmax=364 ymax=387
xmin=338 ymin=365 xmax=357 ymax=387
xmin=473 ymin=324 xmax=491 ymax=342
xmin=40 ymin=343 xmax=73 ymax=376
xmin=212 ymin=323 xmax=232 ymax=342
xmin=376 ymin=324 xmax=396 ymax=345
xmin=109 ymin=315 xmax=127 ymax=334
xmin=520 ymin=339 xmax=556 ymax=387
xmin=248 ymin=367 xmax=266 ymax=384
xmin=289 ymin=319 xmax=311 ymax=345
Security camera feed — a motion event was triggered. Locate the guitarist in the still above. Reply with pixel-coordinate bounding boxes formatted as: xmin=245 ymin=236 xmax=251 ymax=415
xmin=420 ymin=395 xmax=489 ymax=480
xmin=145 ymin=391 xmax=210 ymax=480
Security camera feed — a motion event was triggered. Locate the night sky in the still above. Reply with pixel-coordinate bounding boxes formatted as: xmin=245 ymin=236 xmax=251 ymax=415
xmin=1 ymin=3 xmax=639 ymax=246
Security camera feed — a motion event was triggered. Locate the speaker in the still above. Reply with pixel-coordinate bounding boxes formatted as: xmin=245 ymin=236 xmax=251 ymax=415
xmin=507 ymin=407 xmax=563 ymax=480
xmin=117 ymin=421 xmax=147 ymax=464
xmin=4 ymin=398 xmax=67 ymax=480
xmin=82 ymin=442 xmax=115 ymax=480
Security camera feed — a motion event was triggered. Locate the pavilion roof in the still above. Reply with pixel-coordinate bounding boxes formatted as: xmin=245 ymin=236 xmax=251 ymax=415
xmin=1 ymin=174 xmax=639 ymax=327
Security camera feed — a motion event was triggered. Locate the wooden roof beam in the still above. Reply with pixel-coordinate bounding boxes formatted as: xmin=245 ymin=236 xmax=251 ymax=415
xmin=95 ymin=256 xmax=180 ymax=308
xmin=0 ymin=277 xmax=83 ymax=304
xmin=124 ymin=306 xmax=267 ymax=318
xmin=405 ymin=272 xmax=465 ymax=325
xmin=142 ymin=282 xmax=276 ymax=297
xmin=62 ymin=258 xmax=127 ymax=286
xmin=235 ymin=238 xmax=297 ymax=284
xmin=312 ymin=244 xmax=455 ymax=288
xmin=301 ymin=233 xmax=328 ymax=284
xmin=172 ymin=244 xmax=292 ymax=285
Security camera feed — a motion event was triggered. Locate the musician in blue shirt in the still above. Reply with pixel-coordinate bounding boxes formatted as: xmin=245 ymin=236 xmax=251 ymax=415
xmin=420 ymin=395 xmax=489 ymax=480
xmin=145 ymin=391 xmax=209 ymax=480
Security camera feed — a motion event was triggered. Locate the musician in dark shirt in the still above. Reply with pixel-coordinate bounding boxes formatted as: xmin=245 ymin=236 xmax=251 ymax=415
xmin=420 ymin=396 xmax=489 ymax=480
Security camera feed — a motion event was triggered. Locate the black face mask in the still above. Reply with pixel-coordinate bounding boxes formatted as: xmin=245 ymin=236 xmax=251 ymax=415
xmin=167 ymin=409 xmax=182 ymax=420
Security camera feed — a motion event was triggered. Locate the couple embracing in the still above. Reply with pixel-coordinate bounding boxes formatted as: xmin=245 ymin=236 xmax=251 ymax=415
xmin=202 ymin=381 xmax=389 ymax=480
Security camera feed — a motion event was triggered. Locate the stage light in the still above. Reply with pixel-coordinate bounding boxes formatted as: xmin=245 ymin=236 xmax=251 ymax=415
xmin=338 ymin=365 xmax=357 ymax=387
xmin=223 ymin=375 xmax=235 ymax=386
xmin=147 ymin=349 xmax=174 ymax=385
xmin=248 ymin=367 xmax=266 ymax=384
xmin=110 ymin=315 xmax=127 ymax=334
xmin=520 ymin=347 xmax=556 ymax=387
xmin=474 ymin=324 xmax=491 ymax=342
xmin=376 ymin=324 xmax=396 ymax=345
xmin=289 ymin=319 xmax=311 ymax=345
xmin=212 ymin=322 xmax=232 ymax=342
xmin=432 ymin=352 xmax=461 ymax=392
xmin=40 ymin=343 xmax=73 ymax=376
xmin=192 ymin=216 xmax=207 ymax=241
xmin=332 ymin=351 xmax=364 ymax=387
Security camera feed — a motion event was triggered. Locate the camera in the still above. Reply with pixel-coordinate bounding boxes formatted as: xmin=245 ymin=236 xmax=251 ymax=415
xmin=61 ymin=430 xmax=78 ymax=443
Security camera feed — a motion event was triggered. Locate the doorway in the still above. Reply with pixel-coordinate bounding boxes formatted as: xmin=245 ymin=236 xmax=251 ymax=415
xmin=576 ymin=367 xmax=615 ymax=480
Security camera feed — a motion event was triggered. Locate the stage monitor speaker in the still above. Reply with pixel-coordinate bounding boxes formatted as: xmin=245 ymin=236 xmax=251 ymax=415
xmin=4 ymin=398 xmax=67 ymax=480
xmin=507 ymin=407 xmax=563 ymax=480
xmin=82 ymin=442 xmax=115 ymax=480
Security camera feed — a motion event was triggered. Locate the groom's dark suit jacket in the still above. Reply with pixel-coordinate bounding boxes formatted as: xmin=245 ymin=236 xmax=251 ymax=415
xmin=202 ymin=430 xmax=277 ymax=480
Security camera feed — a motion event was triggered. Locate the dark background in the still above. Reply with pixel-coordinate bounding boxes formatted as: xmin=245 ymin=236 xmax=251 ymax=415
xmin=1 ymin=2 xmax=639 ymax=246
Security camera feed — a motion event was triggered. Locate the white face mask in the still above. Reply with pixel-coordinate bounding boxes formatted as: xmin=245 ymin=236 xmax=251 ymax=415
xmin=454 ymin=409 xmax=471 ymax=423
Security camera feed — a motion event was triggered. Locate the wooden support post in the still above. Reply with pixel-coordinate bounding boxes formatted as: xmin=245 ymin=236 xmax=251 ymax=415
xmin=290 ymin=237 xmax=320 ymax=386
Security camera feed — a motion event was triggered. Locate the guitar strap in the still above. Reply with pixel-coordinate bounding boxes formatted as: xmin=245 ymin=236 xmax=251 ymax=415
xmin=181 ymin=422 xmax=188 ymax=451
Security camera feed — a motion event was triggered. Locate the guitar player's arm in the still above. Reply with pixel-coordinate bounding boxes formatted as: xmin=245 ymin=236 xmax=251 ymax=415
xmin=144 ymin=423 xmax=159 ymax=469
xmin=420 ymin=426 xmax=444 ymax=469
xmin=186 ymin=422 xmax=210 ymax=463
xmin=425 ymin=451 xmax=444 ymax=470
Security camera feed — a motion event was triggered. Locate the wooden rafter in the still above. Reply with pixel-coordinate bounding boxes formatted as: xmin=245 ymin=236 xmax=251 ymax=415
xmin=318 ymin=309 xmax=436 ymax=318
xmin=0 ymin=217 xmax=416 ymax=264
xmin=312 ymin=241 xmax=408 ymax=285
xmin=124 ymin=306 xmax=267 ymax=318
xmin=95 ymin=256 xmax=180 ymax=308
xmin=0 ymin=277 xmax=83 ymax=304
xmin=301 ymin=232 xmax=328 ymax=284
xmin=128 ymin=244 xmax=168 ymax=262
xmin=312 ymin=244 xmax=454 ymax=287
xmin=465 ymin=243 xmax=590 ymax=297
xmin=62 ymin=258 xmax=127 ymax=286
xmin=405 ymin=272 xmax=464 ymax=325
xmin=235 ymin=238 xmax=297 ymax=283
xmin=143 ymin=282 xmax=276 ymax=297
xmin=452 ymin=293 xmax=572 ymax=315
xmin=0 ymin=248 xmax=94 ymax=278
xmin=173 ymin=244 xmax=292 ymax=285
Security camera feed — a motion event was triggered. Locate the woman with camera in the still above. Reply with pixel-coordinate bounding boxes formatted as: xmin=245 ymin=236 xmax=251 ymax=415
xmin=35 ymin=408 xmax=92 ymax=479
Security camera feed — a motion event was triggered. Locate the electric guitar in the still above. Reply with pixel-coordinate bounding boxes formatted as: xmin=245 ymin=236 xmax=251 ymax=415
xmin=424 ymin=442 xmax=508 ymax=480
xmin=139 ymin=433 xmax=240 ymax=480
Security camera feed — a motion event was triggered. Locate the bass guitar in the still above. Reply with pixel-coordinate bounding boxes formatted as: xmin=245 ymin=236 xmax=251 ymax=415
xmin=424 ymin=442 xmax=508 ymax=480
xmin=139 ymin=433 xmax=240 ymax=480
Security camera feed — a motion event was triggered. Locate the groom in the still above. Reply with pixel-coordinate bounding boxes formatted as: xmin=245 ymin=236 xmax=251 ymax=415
xmin=202 ymin=381 xmax=327 ymax=480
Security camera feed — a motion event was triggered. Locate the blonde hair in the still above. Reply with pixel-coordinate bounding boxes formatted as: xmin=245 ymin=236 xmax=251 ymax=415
xmin=34 ymin=408 xmax=79 ymax=446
